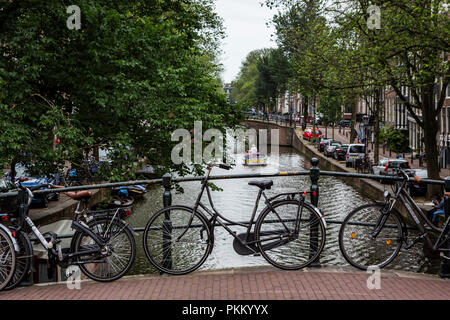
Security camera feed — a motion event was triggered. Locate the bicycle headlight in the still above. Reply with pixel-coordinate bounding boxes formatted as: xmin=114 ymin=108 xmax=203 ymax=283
xmin=383 ymin=190 xmax=390 ymax=199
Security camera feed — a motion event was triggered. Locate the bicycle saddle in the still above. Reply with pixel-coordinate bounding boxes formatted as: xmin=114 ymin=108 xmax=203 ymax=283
xmin=248 ymin=180 xmax=273 ymax=190
xmin=66 ymin=191 xmax=92 ymax=201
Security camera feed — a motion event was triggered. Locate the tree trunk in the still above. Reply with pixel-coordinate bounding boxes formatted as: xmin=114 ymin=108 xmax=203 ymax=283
xmin=350 ymin=100 xmax=357 ymax=143
xmin=374 ymin=88 xmax=381 ymax=164
xmin=10 ymin=159 xmax=16 ymax=183
xmin=422 ymin=92 xmax=441 ymax=197
xmin=312 ymin=94 xmax=316 ymax=143
xmin=303 ymin=96 xmax=309 ymax=119
xmin=332 ymin=123 xmax=335 ymax=140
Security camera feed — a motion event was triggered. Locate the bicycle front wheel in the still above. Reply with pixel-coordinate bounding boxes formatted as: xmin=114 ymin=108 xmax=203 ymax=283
xmin=255 ymin=200 xmax=326 ymax=270
xmin=0 ymin=228 xmax=16 ymax=291
xmin=4 ymin=230 xmax=32 ymax=291
xmin=73 ymin=218 xmax=136 ymax=282
xmin=143 ymin=206 xmax=212 ymax=275
xmin=339 ymin=202 xmax=403 ymax=270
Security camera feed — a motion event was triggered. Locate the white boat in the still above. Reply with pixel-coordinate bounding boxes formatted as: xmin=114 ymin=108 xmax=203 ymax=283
xmin=243 ymin=153 xmax=267 ymax=166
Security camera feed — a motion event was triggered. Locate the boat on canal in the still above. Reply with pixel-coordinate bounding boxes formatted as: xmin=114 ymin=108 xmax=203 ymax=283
xmin=243 ymin=152 xmax=267 ymax=166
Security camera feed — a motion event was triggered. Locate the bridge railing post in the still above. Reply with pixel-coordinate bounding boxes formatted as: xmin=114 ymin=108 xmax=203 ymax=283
xmin=162 ymin=173 xmax=173 ymax=272
xmin=439 ymin=177 xmax=450 ymax=278
xmin=309 ymin=158 xmax=321 ymax=267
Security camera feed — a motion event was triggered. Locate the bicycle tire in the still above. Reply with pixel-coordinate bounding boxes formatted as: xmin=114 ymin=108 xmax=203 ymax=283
xmin=0 ymin=228 xmax=16 ymax=291
xmin=143 ymin=206 xmax=213 ymax=275
xmin=4 ymin=230 xmax=33 ymax=291
xmin=255 ymin=199 xmax=326 ymax=270
xmin=72 ymin=217 xmax=136 ymax=282
xmin=339 ymin=202 xmax=403 ymax=270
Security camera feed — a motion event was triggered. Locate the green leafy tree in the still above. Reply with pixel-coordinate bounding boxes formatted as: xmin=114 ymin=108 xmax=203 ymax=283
xmin=0 ymin=0 xmax=239 ymax=180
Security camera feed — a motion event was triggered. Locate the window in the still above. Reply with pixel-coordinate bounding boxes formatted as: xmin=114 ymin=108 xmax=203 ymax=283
xmin=349 ymin=145 xmax=365 ymax=153
xmin=389 ymin=161 xmax=409 ymax=169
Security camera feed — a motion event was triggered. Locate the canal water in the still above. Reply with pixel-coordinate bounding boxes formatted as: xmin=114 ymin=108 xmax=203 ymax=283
xmin=127 ymin=142 xmax=439 ymax=275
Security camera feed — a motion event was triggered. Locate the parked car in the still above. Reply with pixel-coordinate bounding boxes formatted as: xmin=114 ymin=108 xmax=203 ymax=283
xmin=307 ymin=128 xmax=322 ymax=141
xmin=303 ymin=128 xmax=312 ymax=140
xmin=324 ymin=142 xmax=342 ymax=157
xmin=338 ymin=119 xmax=351 ymax=127
xmin=318 ymin=138 xmax=332 ymax=152
xmin=373 ymin=159 xmax=410 ymax=183
xmin=303 ymin=128 xmax=322 ymax=141
xmin=409 ymin=168 xmax=428 ymax=196
xmin=5 ymin=164 xmax=61 ymax=207
xmin=0 ymin=178 xmax=18 ymax=215
xmin=345 ymin=144 xmax=367 ymax=167
xmin=373 ymin=159 xmax=410 ymax=175
xmin=333 ymin=144 xmax=349 ymax=161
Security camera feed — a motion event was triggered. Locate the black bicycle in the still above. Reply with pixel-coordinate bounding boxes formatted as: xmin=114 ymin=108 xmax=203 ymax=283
xmin=0 ymin=222 xmax=17 ymax=291
xmin=339 ymin=168 xmax=450 ymax=270
xmin=143 ymin=162 xmax=327 ymax=275
xmin=2 ymin=184 xmax=136 ymax=290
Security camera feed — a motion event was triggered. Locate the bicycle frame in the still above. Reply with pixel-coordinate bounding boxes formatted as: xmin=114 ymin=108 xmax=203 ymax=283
xmin=177 ymin=167 xmax=305 ymax=253
xmin=16 ymin=187 xmax=117 ymax=264
xmin=381 ymin=173 xmax=449 ymax=252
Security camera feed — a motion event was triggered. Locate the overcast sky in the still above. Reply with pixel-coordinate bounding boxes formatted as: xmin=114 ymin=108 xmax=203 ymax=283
xmin=215 ymin=0 xmax=277 ymax=84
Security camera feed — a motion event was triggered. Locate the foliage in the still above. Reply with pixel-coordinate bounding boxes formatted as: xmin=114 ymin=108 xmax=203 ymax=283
xmin=231 ymin=48 xmax=291 ymax=110
xmin=317 ymin=90 xmax=343 ymax=125
xmin=379 ymin=127 xmax=409 ymax=154
xmin=0 ymin=0 xmax=240 ymax=180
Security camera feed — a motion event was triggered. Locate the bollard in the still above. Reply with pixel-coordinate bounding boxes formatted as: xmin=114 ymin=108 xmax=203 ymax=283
xmin=309 ymin=158 xmax=321 ymax=267
xmin=439 ymin=177 xmax=450 ymax=278
xmin=162 ymin=173 xmax=173 ymax=272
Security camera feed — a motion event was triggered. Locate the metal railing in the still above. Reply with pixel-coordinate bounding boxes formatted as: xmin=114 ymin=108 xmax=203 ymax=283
xmin=1 ymin=157 xmax=448 ymax=277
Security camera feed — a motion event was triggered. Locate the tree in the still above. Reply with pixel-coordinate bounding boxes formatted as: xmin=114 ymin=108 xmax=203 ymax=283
xmin=0 ymin=0 xmax=239 ymax=180
xmin=318 ymin=90 xmax=343 ymax=139
xmin=330 ymin=0 xmax=449 ymax=194
xmin=231 ymin=48 xmax=290 ymax=112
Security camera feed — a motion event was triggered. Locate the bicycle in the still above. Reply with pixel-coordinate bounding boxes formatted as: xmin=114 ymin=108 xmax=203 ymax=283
xmin=142 ymin=162 xmax=327 ymax=275
xmin=2 ymin=183 xmax=136 ymax=289
xmin=0 ymin=222 xmax=17 ymax=291
xmin=339 ymin=168 xmax=450 ymax=270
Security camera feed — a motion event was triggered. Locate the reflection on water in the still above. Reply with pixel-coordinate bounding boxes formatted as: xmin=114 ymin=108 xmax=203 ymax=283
xmin=128 ymin=145 xmax=439 ymax=276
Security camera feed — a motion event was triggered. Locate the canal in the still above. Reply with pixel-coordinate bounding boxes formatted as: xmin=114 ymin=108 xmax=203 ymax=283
xmin=127 ymin=143 xmax=439 ymax=275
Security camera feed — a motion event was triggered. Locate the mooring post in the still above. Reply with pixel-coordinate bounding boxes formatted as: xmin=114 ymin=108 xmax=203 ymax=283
xmin=439 ymin=177 xmax=450 ymax=278
xmin=162 ymin=173 xmax=173 ymax=272
xmin=309 ymin=157 xmax=321 ymax=267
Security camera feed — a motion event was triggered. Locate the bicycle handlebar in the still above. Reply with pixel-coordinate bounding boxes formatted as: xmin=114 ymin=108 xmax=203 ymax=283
xmin=207 ymin=162 xmax=232 ymax=170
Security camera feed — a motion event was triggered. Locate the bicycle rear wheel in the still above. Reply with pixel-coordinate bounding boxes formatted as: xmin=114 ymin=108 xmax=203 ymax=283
xmin=4 ymin=230 xmax=32 ymax=291
xmin=0 ymin=228 xmax=16 ymax=291
xmin=143 ymin=206 xmax=213 ymax=275
xmin=255 ymin=200 xmax=326 ymax=270
xmin=339 ymin=202 xmax=403 ymax=270
xmin=73 ymin=218 xmax=136 ymax=282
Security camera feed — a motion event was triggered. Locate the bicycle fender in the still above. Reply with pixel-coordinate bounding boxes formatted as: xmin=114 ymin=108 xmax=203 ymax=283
xmin=0 ymin=223 xmax=19 ymax=252
xmin=91 ymin=214 xmax=139 ymax=236
xmin=262 ymin=199 xmax=327 ymax=229
xmin=301 ymin=201 xmax=327 ymax=229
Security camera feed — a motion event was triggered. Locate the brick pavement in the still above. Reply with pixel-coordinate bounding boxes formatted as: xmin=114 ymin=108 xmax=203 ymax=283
xmin=0 ymin=266 xmax=448 ymax=300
